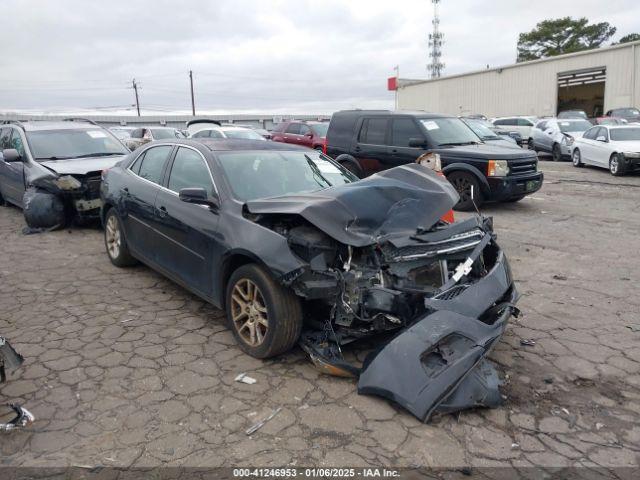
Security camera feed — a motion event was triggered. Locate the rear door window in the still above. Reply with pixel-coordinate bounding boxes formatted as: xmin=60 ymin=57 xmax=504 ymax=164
xmin=358 ymin=118 xmax=388 ymax=145
xmin=518 ymin=118 xmax=533 ymax=127
xmin=134 ymin=145 xmax=173 ymax=184
xmin=390 ymin=118 xmax=423 ymax=147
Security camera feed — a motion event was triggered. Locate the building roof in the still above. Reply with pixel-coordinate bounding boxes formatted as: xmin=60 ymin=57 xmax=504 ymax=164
xmin=399 ymin=40 xmax=640 ymax=88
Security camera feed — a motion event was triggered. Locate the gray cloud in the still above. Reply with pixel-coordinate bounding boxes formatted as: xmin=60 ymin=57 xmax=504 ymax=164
xmin=0 ymin=0 xmax=637 ymax=114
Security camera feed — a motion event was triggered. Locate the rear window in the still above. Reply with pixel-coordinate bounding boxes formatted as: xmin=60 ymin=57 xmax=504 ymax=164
xmin=326 ymin=113 xmax=359 ymax=149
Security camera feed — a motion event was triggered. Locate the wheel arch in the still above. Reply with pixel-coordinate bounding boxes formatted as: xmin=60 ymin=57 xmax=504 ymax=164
xmin=442 ymin=163 xmax=490 ymax=193
xmin=218 ymin=250 xmax=275 ymax=309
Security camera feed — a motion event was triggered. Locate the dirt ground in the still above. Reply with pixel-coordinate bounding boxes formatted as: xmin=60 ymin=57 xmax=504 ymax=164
xmin=1 ymin=159 xmax=639 ymax=474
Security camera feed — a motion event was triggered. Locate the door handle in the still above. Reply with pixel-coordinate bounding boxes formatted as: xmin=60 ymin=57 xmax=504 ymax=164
xmin=157 ymin=205 xmax=168 ymax=218
xmin=354 ymin=146 xmax=361 ymax=152
xmin=120 ymin=187 xmax=129 ymax=196
xmin=390 ymin=149 xmax=398 ymax=153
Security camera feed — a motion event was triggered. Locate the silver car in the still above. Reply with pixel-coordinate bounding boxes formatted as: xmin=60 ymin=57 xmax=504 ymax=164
xmin=531 ymin=118 xmax=593 ymax=161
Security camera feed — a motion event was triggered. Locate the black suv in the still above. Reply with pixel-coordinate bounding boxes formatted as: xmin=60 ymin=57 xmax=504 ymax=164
xmin=0 ymin=119 xmax=129 ymax=229
xmin=326 ymin=110 xmax=544 ymax=210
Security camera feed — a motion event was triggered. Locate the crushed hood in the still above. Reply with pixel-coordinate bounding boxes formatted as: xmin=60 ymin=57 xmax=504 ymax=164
xmin=40 ymin=155 xmax=126 ymax=175
xmin=245 ymin=164 xmax=459 ymax=247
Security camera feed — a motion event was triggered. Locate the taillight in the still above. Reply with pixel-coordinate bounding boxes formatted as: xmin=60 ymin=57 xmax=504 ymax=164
xmin=322 ymin=140 xmax=327 ymax=155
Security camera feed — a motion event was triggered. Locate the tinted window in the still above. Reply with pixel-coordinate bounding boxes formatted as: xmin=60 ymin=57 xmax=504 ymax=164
xmin=136 ymin=145 xmax=172 ymax=184
xmin=359 ymin=118 xmax=388 ymax=145
xmin=610 ymin=127 xmax=640 ymax=141
xmin=390 ymin=118 xmax=423 ymax=147
xmin=168 ymin=147 xmax=214 ymax=194
xmin=494 ymin=118 xmax=515 ymax=126
xmin=286 ymin=123 xmax=301 ymax=134
xmin=518 ymin=118 xmax=533 ymax=126
xmin=419 ymin=118 xmax=480 ymax=146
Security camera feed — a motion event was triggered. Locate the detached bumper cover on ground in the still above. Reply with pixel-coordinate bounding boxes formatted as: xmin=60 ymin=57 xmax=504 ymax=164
xmin=358 ymin=251 xmax=518 ymax=422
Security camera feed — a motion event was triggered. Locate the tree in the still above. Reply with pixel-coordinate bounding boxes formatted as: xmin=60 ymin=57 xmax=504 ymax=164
xmin=517 ymin=17 xmax=616 ymax=62
xmin=618 ymin=33 xmax=640 ymax=44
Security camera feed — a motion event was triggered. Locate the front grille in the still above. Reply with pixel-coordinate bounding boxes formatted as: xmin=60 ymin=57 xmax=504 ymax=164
xmin=510 ymin=159 xmax=537 ymax=175
xmin=84 ymin=175 xmax=102 ymax=199
xmin=384 ymin=229 xmax=484 ymax=262
xmin=433 ymin=284 xmax=468 ymax=300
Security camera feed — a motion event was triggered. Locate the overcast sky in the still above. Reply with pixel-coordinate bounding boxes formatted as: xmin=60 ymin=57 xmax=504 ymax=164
xmin=0 ymin=0 xmax=638 ymax=115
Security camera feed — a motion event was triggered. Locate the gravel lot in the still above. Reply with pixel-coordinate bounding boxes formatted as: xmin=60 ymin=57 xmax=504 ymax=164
xmin=1 ymin=160 xmax=639 ymax=472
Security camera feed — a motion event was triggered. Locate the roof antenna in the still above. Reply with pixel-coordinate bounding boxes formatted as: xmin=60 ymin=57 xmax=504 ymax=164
xmin=470 ymin=185 xmax=482 ymax=216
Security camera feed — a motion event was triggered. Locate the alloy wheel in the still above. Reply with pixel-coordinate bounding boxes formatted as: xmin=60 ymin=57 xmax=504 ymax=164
xmin=610 ymin=156 xmax=619 ymax=174
xmin=451 ymin=176 xmax=472 ymax=202
xmin=572 ymin=150 xmax=581 ymax=166
xmin=105 ymin=215 xmax=121 ymax=259
xmin=230 ymin=279 xmax=269 ymax=347
xmin=552 ymin=144 xmax=561 ymax=162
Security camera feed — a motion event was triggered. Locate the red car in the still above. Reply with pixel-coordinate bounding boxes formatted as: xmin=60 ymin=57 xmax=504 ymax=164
xmin=270 ymin=121 xmax=328 ymax=151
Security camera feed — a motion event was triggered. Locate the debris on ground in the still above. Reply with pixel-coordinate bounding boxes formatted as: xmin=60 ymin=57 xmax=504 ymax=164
xmin=552 ymin=274 xmax=567 ymax=281
xmin=625 ymin=324 xmax=640 ymax=332
xmin=235 ymin=373 xmax=257 ymax=385
xmin=520 ymin=339 xmax=536 ymax=347
xmin=0 ymin=404 xmax=35 ymax=432
xmin=543 ymin=375 xmax=554 ymax=384
xmin=245 ymin=407 xmax=282 ymax=435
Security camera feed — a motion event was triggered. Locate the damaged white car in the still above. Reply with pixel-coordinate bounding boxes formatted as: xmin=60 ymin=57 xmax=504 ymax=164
xmin=0 ymin=119 xmax=129 ymax=230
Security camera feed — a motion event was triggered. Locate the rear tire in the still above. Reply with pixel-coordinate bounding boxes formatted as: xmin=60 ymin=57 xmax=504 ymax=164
xmin=572 ymin=148 xmax=583 ymax=167
xmin=447 ymin=171 xmax=483 ymax=211
xmin=225 ymin=263 xmax=302 ymax=359
xmin=609 ymin=153 xmax=626 ymax=176
xmin=552 ymin=143 xmax=562 ymax=162
xmin=104 ymin=208 xmax=137 ymax=267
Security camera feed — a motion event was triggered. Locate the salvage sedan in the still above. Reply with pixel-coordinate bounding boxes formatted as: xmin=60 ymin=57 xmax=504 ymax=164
xmin=0 ymin=120 xmax=129 ymax=229
xmin=101 ymin=139 xmax=519 ymax=422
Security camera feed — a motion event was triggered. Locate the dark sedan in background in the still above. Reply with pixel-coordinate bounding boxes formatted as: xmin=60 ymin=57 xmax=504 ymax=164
xmin=100 ymin=138 xmax=519 ymax=422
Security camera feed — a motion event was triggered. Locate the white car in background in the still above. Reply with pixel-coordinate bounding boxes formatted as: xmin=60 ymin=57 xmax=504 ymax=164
xmin=531 ymin=118 xmax=593 ymax=161
xmin=491 ymin=116 xmax=538 ymax=147
xmin=189 ymin=125 xmax=266 ymax=141
xmin=571 ymin=125 xmax=640 ymax=176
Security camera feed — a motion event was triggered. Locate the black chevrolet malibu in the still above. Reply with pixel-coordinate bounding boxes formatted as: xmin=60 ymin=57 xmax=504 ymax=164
xmin=101 ymin=139 xmax=519 ymax=422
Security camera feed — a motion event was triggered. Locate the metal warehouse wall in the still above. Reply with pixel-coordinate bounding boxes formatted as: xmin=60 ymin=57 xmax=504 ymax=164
xmin=397 ymin=41 xmax=640 ymax=118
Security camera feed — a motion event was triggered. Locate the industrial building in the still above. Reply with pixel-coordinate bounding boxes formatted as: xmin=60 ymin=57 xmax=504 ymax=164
xmin=397 ymin=40 xmax=640 ymax=118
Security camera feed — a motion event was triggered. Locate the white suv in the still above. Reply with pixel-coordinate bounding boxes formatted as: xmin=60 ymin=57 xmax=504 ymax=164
xmin=492 ymin=116 xmax=538 ymax=147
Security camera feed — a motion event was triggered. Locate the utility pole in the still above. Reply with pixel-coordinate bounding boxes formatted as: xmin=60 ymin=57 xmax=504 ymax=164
xmin=189 ymin=70 xmax=196 ymax=116
xmin=132 ymin=78 xmax=141 ymax=116
xmin=394 ymin=65 xmax=399 ymax=110
xmin=427 ymin=0 xmax=445 ymax=79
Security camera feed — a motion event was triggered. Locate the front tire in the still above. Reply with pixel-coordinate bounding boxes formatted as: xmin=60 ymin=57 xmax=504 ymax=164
xmin=609 ymin=153 xmax=626 ymax=176
xmin=552 ymin=143 xmax=562 ymax=162
xmin=447 ymin=171 xmax=483 ymax=211
xmin=572 ymin=149 xmax=583 ymax=167
xmin=527 ymin=138 xmax=535 ymax=150
xmin=225 ymin=264 xmax=302 ymax=359
xmin=104 ymin=208 xmax=137 ymax=267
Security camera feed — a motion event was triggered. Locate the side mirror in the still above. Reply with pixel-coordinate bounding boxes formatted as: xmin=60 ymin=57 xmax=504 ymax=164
xmin=596 ymin=136 xmax=607 ymax=142
xmin=2 ymin=149 xmax=22 ymax=163
xmin=408 ymin=137 xmax=427 ymax=148
xmin=179 ymin=187 xmax=219 ymax=209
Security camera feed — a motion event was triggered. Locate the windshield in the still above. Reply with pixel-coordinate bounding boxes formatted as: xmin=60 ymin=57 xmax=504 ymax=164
xmin=217 ymin=150 xmax=357 ymax=201
xmin=609 ymin=128 xmax=640 ymax=141
xmin=420 ymin=118 xmax=481 ymax=146
xmin=27 ymin=129 xmax=128 ymax=160
xmin=222 ymin=129 xmax=265 ymax=140
xmin=558 ymin=120 xmax=592 ymax=133
xmin=559 ymin=111 xmax=587 ymax=119
xmin=151 ymin=128 xmax=180 ymax=139
xmin=463 ymin=119 xmax=500 ymax=140
xmin=309 ymin=123 xmax=329 ymax=137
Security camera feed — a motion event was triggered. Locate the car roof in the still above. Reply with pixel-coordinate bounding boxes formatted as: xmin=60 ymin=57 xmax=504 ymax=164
xmin=601 ymin=124 xmax=640 ymax=129
xmin=5 ymin=120 xmax=105 ymax=131
xmin=333 ymin=109 xmax=449 ymax=119
xmin=193 ymin=138 xmax=311 ymax=152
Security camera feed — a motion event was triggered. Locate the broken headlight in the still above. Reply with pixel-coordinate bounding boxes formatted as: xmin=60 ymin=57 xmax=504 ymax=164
xmin=52 ymin=175 xmax=82 ymax=190
xmin=417 ymin=152 xmax=442 ymax=172
xmin=487 ymin=160 xmax=508 ymax=177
